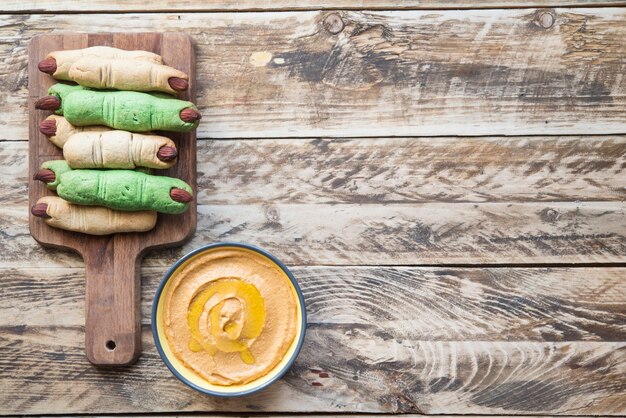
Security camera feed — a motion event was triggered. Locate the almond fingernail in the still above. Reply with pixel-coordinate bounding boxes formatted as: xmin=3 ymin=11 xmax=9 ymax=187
xmin=180 ymin=108 xmax=201 ymax=123
xmin=38 ymin=58 xmax=57 ymax=75
xmin=39 ymin=118 xmax=57 ymax=136
xmin=168 ymin=77 xmax=189 ymax=91
xmin=157 ymin=145 xmax=178 ymax=162
xmin=31 ymin=203 xmax=51 ymax=218
xmin=35 ymin=96 xmax=61 ymax=111
xmin=34 ymin=168 xmax=56 ymax=183
xmin=170 ymin=188 xmax=193 ymax=203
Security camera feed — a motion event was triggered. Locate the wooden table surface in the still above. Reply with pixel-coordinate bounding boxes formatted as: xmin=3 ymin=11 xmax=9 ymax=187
xmin=1 ymin=1 xmax=625 ymax=416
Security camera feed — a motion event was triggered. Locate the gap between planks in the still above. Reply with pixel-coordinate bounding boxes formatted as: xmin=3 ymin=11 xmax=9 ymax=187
xmin=0 ymin=413 xmax=600 ymax=417
xmin=3 ymin=1 xmax=626 ymax=13
xmin=11 ymin=263 xmax=626 ymax=268
xmin=6 ymin=133 xmax=626 ymax=142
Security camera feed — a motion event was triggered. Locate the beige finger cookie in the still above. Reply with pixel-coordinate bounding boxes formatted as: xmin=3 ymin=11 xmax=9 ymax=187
xmin=63 ymin=131 xmax=178 ymax=169
xmin=32 ymin=196 xmax=157 ymax=235
xmin=40 ymin=115 xmax=109 ymax=148
xmin=68 ymin=58 xmax=189 ymax=94
xmin=39 ymin=46 xmax=163 ymax=80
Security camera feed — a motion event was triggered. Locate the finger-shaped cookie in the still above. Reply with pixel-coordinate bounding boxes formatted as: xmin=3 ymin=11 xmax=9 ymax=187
xmin=32 ymin=196 xmax=157 ymax=235
xmin=64 ymin=131 xmax=177 ymax=169
xmin=35 ymin=84 xmax=201 ymax=133
xmin=35 ymin=163 xmax=193 ymax=214
xmin=68 ymin=58 xmax=188 ymax=94
xmin=38 ymin=46 xmax=163 ymax=80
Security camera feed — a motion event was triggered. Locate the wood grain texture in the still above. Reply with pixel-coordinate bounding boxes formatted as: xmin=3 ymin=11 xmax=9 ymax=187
xmin=2 ymin=6 xmax=625 ymax=416
xmin=3 ymin=201 xmax=625 ymax=267
xmin=150 ymin=201 xmax=626 ymax=265
xmin=196 ymin=136 xmax=626 ymax=204
xmin=3 ymin=267 xmax=624 ymax=341
xmin=27 ymin=33 xmax=197 ymax=366
xmin=1 ymin=329 xmax=624 ymax=414
xmin=4 ymin=265 xmax=622 ymax=415
xmin=3 ymin=200 xmax=625 ymax=267
xmin=2 ymin=266 xmax=624 ymax=415
xmin=2 ymin=9 xmax=626 ymax=139
xmin=7 ymin=135 xmax=626 ymax=205
xmin=4 ymin=0 xmax=626 ymax=12
xmin=1 ymin=140 xmax=625 ymax=267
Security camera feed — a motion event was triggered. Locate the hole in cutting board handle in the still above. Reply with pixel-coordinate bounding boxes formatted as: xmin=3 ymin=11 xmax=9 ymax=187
xmin=105 ymin=340 xmax=116 ymax=351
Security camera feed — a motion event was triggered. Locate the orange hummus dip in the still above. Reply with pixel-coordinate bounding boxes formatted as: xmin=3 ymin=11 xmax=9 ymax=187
xmin=162 ymin=247 xmax=298 ymax=386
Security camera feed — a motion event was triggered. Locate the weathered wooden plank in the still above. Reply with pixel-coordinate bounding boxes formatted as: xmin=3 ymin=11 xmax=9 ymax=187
xmin=1 ymin=327 xmax=624 ymax=415
xmin=4 ymin=0 xmax=626 ymax=12
xmin=2 ymin=9 xmax=626 ymax=139
xmin=3 ymin=266 xmax=624 ymax=341
xmin=4 ymin=201 xmax=625 ymax=267
xmin=197 ymin=136 xmax=626 ymax=204
xmin=6 ymin=136 xmax=626 ymax=205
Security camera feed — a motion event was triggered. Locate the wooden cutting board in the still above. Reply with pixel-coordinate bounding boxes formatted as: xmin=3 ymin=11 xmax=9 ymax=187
xmin=28 ymin=33 xmax=197 ymax=366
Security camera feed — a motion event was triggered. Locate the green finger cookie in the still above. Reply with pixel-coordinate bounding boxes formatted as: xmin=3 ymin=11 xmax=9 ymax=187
xmin=39 ymin=160 xmax=153 ymax=190
xmin=56 ymin=169 xmax=193 ymax=214
xmin=48 ymin=83 xmax=199 ymax=132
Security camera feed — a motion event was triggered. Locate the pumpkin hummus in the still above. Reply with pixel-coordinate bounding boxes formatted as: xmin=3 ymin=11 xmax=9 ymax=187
xmin=162 ymin=247 xmax=298 ymax=386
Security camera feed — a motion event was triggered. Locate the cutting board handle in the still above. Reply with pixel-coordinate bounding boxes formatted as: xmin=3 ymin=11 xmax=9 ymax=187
xmin=83 ymin=237 xmax=142 ymax=366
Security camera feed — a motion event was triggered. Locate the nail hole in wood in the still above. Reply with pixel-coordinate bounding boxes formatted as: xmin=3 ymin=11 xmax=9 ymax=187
xmin=105 ymin=340 xmax=116 ymax=351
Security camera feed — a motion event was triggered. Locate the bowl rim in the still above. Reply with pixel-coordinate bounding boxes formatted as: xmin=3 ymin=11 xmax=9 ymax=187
xmin=151 ymin=241 xmax=307 ymax=397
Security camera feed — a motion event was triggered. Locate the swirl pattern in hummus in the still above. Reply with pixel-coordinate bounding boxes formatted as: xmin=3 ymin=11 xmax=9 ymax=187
xmin=163 ymin=248 xmax=298 ymax=386
xmin=187 ymin=278 xmax=265 ymax=365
